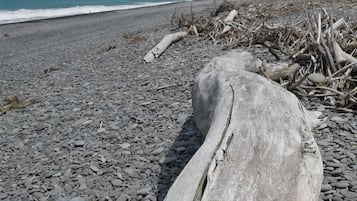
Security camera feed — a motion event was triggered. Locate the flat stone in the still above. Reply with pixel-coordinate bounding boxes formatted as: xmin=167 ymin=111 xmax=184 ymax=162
xmin=137 ymin=186 xmax=152 ymax=196
xmin=333 ymin=181 xmax=349 ymax=188
xmin=123 ymin=167 xmax=136 ymax=176
xmin=119 ymin=143 xmax=131 ymax=149
xmin=330 ymin=116 xmax=346 ymax=123
xmin=110 ymin=179 xmax=123 ymax=187
xmin=331 ymin=196 xmax=343 ymax=201
xmin=340 ymin=190 xmax=357 ymax=199
xmin=325 ymin=162 xmax=342 ymax=168
xmin=151 ymin=147 xmax=165 ymax=155
xmin=72 ymin=108 xmax=80 ymax=112
xmin=89 ymin=165 xmax=99 ymax=173
xmin=331 ymin=168 xmax=343 ymax=176
xmin=69 ymin=197 xmax=85 ymax=201
xmin=0 ymin=193 xmax=8 ymax=199
xmin=73 ymin=140 xmax=85 ymax=147
xmin=308 ymin=73 xmax=326 ymax=84
xmin=97 ymin=127 xmax=106 ymax=133
xmin=317 ymin=139 xmax=330 ymax=146
xmin=321 ymin=184 xmax=332 ymax=192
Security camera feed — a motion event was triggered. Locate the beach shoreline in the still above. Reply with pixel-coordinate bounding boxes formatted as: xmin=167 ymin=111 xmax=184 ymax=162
xmin=0 ymin=0 xmax=214 ymax=26
xmin=0 ymin=1 xmax=183 ymax=25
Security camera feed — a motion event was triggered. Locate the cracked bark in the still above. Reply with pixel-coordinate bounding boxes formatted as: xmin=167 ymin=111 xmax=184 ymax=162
xmin=164 ymin=51 xmax=323 ymax=201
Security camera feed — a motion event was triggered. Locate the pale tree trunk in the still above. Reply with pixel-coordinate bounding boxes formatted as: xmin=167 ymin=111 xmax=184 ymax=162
xmin=164 ymin=51 xmax=323 ymax=201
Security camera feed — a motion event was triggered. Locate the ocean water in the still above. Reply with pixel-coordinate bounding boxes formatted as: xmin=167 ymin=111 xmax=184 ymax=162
xmin=0 ymin=0 xmax=178 ymax=24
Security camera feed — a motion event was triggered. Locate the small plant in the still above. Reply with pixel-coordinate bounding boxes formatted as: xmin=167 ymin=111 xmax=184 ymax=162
xmin=122 ymin=32 xmax=145 ymax=44
xmin=0 ymin=95 xmax=41 ymax=114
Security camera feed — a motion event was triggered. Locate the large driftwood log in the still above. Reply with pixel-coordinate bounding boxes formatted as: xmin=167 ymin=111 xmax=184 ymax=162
xmin=164 ymin=51 xmax=323 ymax=201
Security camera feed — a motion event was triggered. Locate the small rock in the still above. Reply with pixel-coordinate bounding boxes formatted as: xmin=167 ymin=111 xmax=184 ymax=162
xmin=72 ymin=108 xmax=80 ymax=112
xmin=82 ymin=120 xmax=92 ymax=125
xmin=330 ymin=116 xmax=346 ymax=123
xmin=0 ymin=193 xmax=8 ymax=200
xmin=73 ymin=140 xmax=85 ymax=147
xmin=120 ymin=143 xmax=131 ymax=149
xmin=123 ymin=167 xmax=136 ymax=176
xmin=117 ymin=194 xmax=128 ymax=201
xmin=317 ymin=123 xmax=328 ymax=130
xmin=77 ymin=175 xmax=86 ymax=190
xmin=137 ymin=186 xmax=152 ymax=196
xmin=89 ymin=165 xmax=99 ymax=173
xmin=151 ymin=147 xmax=165 ymax=155
xmin=317 ymin=139 xmax=330 ymax=146
xmin=110 ymin=179 xmax=123 ymax=187
xmin=69 ymin=197 xmax=85 ymax=201
xmin=333 ymin=181 xmax=349 ymax=188
xmin=321 ymin=184 xmax=332 ymax=192
xmin=97 ymin=127 xmax=106 ymax=133
xmin=340 ymin=190 xmax=357 ymax=199
xmin=331 ymin=168 xmax=343 ymax=176
xmin=308 ymin=73 xmax=326 ymax=84
xmin=331 ymin=196 xmax=343 ymax=201
xmin=52 ymin=172 xmax=62 ymax=177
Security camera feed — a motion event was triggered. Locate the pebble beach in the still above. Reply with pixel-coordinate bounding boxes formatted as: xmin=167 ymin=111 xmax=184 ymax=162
xmin=0 ymin=0 xmax=356 ymax=200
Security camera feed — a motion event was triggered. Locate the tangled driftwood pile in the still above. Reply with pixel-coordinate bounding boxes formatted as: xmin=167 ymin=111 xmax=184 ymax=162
xmin=145 ymin=1 xmax=357 ymax=113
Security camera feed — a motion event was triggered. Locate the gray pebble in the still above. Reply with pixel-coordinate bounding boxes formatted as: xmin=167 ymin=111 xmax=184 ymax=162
xmin=69 ymin=197 xmax=85 ymax=201
xmin=317 ymin=139 xmax=330 ymax=146
xmin=321 ymin=184 xmax=332 ymax=192
xmin=73 ymin=140 xmax=85 ymax=147
xmin=151 ymin=147 xmax=165 ymax=155
xmin=331 ymin=168 xmax=343 ymax=176
xmin=331 ymin=196 xmax=343 ymax=201
xmin=0 ymin=193 xmax=8 ymax=200
xmin=120 ymin=143 xmax=131 ymax=149
xmin=137 ymin=186 xmax=152 ymax=196
xmin=333 ymin=181 xmax=349 ymax=188
xmin=330 ymin=116 xmax=346 ymax=123
xmin=123 ymin=167 xmax=136 ymax=176
xmin=340 ymin=190 xmax=357 ymax=199
xmin=110 ymin=179 xmax=123 ymax=187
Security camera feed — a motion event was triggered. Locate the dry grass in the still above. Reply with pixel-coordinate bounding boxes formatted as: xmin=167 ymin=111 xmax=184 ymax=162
xmin=97 ymin=45 xmax=117 ymax=53
xmin=170 ymin=0 xmax=357 ymax=112
xmin=122 ymin=32 xmax=146 ymax=44
xmin=0 ymin=95 xmax=41 ymax=114
xmin=38 ymin=67 xmax=60 ymax=78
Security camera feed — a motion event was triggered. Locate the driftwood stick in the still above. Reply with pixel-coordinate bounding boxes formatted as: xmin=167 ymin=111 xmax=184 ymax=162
xmin=331 ymin=61 xmax=357 ymax=77
xmin=221 ymin=10 xmax=238 ymax=35
xmin=263 ymin=63 xmax=300 ymax=81
xmin=333 ymin=40 xmax=357 ymax=64
xmin=144 ymin=25 xmax=198 ymax=62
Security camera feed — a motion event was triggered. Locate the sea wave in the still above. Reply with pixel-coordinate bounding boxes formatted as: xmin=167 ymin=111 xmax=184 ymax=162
xmin=0 ymin=2 xmax=174 ymax=25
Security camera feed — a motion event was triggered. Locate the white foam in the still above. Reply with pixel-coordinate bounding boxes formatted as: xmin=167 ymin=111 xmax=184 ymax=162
xmin=0 ymin=2 xmax=174 ymax=25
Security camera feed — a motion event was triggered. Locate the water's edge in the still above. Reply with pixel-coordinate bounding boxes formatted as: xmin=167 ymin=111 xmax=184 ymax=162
xmin=0 ymin=1 xmax=178 ymax=25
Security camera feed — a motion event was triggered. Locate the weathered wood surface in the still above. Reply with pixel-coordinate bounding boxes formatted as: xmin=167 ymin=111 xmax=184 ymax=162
xmin=164 ymin=51 xmax=323 ymax=201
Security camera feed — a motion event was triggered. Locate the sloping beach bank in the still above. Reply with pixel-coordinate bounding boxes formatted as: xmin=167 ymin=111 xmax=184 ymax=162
xmin=0 ymin=0 xmax=356 ymax=201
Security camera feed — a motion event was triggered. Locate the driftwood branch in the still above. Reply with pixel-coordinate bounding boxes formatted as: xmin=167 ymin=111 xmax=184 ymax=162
xmin=144 ymin=26 xmax=197 ymax=62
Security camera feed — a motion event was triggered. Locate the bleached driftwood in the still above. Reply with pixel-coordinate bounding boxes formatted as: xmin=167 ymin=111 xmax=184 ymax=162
xmin=144 ymin=31 xmax=188 ymax=62
xmin=164 ymin=51 xmax=323 ymax=201
xmin=333 ymin=40 xmax=357 ymax=64
xmin=144 ymin=26 xmax=198 ymax=62
xmin=221 ymin=10 xmax=238 ymax=35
